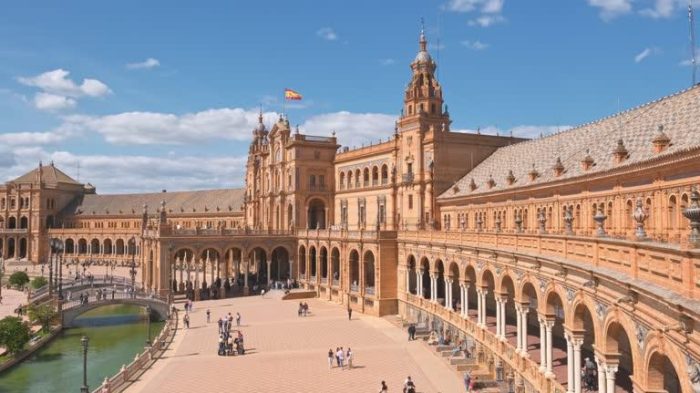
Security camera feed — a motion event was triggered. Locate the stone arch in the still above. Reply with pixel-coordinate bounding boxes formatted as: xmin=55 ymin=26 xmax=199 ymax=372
xmin=6 ymin=238 xmax=15 ymax=258
xmin=363 ymin=250 xmax=375 ymax=290
xmin=339 ymin=171 xmax=345 ymax=189
xmin=420 ymin=257 xmax=431 ymax=300
xmin=646 ymin=351 xmax=682 ymax=393
xmin=603 ymin=317 xmax=637 ymax=392
xmin=65 ymin=238 xmax=75 ymax=254
xmin=354 ymin=169 xmax=361 ymax=187
xmin=103 ymin=239 xmax=113 ymax=255
xmin=330 ymin=247 xmax=340 ymax=284
xmin=407 ymin=254 xmax=417 ymax=294
xmin=309 ymin=246 xmax=317 ymax=277
xmin=247 ymin=247 xmax=267 ymax=287
xmin=381 ymin=164 xmax=388 ymax=184
xmin=78 ymin=238 xmax=88 ymax=254
xmin=270 ymin=246 xmax=290 ymax=281
xmin=18 ymin=238 xmax=27 ymax=259
xmin=307 ymin=198 xmax=327 ymax=229
xmin=481 ymin=269 xmax=497 ymax=332
xmin=544 ymin=288 xmax=566 ymax=320
xmin=347 ymin=171 xmax=353 ymax=188
xmin=298 ymin=245 xmax=307 ymax=276
xmin=320 ymin=246 xmax=329 ymax=279
xmin=363 ymin=167 xmax=370 ymax=186
xmin=434 ymin=259 xmax=445 ymax=303
xmin=349 ymin=249 xmax=360 ymax=290
xmin=7 ymin=216 xmax=16 ymax=229
xmin=90 ymin=238 xmax=100 ymax=254
xmin=19 ymin=216 xmax=28 ymax=229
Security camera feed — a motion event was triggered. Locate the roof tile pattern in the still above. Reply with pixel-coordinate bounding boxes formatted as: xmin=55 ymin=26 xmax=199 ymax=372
xmin=11 ymin=164 xmax=81 ymax=186
xmin=62 ymin=188 xmax=245 ymax=216
xmin=441 ymin=85 xmax=700 ymax=199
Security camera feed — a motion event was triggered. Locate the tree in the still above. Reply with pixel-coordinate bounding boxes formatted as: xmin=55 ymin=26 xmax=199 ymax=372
xmin=31 ymin=276 xmax=48 ymax=289
xmin=28 ymin=303 xmax=56 ymax=333
xmin=9 ymin=271 xmax=29 ymax=289
xmin=0 ymin=316 xmax=31 ymax=354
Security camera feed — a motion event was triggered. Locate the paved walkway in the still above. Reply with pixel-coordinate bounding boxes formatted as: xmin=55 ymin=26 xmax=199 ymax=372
xmin=128 ymin=293 xmax=463 ymax=393
xmin=0 ymin=288 xmax=26 ymax=319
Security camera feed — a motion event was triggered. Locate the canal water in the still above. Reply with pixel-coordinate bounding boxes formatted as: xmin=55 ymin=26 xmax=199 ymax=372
xmin=0 ymin=304 xmax=163 ymax=393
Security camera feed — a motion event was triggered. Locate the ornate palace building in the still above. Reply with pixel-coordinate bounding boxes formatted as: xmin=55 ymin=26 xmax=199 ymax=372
xmin=1 ymin=30 xmax=699 ymax=393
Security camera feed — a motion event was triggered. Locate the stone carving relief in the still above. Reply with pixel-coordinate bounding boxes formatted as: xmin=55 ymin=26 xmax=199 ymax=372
xmin=687 ymin=355 xmax=700 ymax=393
xmin=635 ymin=323 xmax=648 ymax=351
xmin=566 ymin=288 xmax=576 ymax=304
xmin=595 ymin=302 xmax=608 ymax=321
xmin=538 ymin=278 xmax=548 ymax=294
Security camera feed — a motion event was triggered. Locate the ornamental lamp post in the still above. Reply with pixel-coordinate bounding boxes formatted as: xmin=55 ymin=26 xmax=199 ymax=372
xmin=145 ymin=305 xmax=152 ymax=346
xmin=55 ymin=239 xmax=64 ymax=300
xmin=0 ymin=252 xmax=4 ymax=303
xmin=80 ymin=335 xmax=89 ymax=393
xmin=129 ymin=236 xmax=137 ymax=299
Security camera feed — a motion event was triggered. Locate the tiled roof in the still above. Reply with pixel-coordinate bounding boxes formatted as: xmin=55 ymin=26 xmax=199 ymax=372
xmin=62 ymin=188 xmax=245 ymax=216
xmin=11 ymin=163 xmax=81 ymax=186
xmin=440 ymin=84 xmax=700 ymax=199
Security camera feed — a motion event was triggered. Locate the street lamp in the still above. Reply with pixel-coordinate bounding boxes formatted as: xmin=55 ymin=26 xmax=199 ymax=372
xmin=55 ymin=239 xmax=64 ymax=300
xmin=145 ymin=305 xmax=152 ymax=346
xmin=49 ymin=238 xmax=64 ymax=297
xmin=80 ymin=335 xmax=89 ymax=393
xmin=128 ymin=236 xmax=136 ymax=299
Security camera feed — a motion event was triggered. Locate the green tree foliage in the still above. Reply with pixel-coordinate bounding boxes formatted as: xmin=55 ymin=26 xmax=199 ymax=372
xmin=30 ymin=276 xmax=48 ymax=289
xmin=9 ymin=271 xmax=29 ymax=289
xmin=28 ymin=304 xmax=56 ymax=333
xmin=0 ymin=316 xmax=31 ymax=354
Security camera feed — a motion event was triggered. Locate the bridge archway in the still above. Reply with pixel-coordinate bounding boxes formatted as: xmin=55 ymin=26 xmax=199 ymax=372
xmin=62 ymin=299 xmax=169 ymax=328
xmin=363 ymin=250 xmax=375 ymax=292
xmin=604 ymin=321 xmax=635 ymax=392
xmin=331 ymin=247 xmax=340 ymax=284
xmin=349 ymin=249 xmax=360 ymax=290
xmin=420 ymin=257 xmax=430 ymax=300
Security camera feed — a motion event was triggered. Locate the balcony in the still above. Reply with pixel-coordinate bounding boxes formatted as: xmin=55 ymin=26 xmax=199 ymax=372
xmin=320 ymin=277 xmax=327 ymax=284
xmin=350 ymin=283 xmax=359 ymax=292
xmin=0 ymin=228 xmax=28 ymax=234
xmin=402 ymin=172 xmax=414 ymax=184
xmin=365 ymin=286 xmax=375 ymax=296
xmin=332 ymin=279 xmax=339 ymax=286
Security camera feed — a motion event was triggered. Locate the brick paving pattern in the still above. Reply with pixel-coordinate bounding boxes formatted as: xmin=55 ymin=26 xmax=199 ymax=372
xmin=128 ymin=293 xmax=463 ymax=393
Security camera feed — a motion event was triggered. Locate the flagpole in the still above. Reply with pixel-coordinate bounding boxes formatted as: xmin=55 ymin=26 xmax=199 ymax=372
xmin=282 ymin=89 xmax=286 ymax=117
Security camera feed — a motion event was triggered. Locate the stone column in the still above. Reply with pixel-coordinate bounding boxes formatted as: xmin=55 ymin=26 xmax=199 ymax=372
xmin=595 ymin=357 xmax=606 ymax=393
xmin=605 ymin=364 xmax=617 ymax=393
xmin=243 ymin=257 xmax=249 ymax=293
xmin=430 ymin=274 xmax=437 ymax=302
xmin=495 ymin=297 xmax=502 ymax=337
xmin=566 ymin=333 xmax=574 ymax=393
xmin=416 ymin=270 xmax=423 ymax=297
xmin=538 ymin=317 xmax=547 ymax=373
xmin=514 ymin=304 xmax=523 ymax=353
xmin=267 ymin=257 xmax=272 ymax=285
xmin=521 ymin=307 xmax=529 ymax=357
xmin=445 ymin=278 xmax=452 ymax=310
xmin=476 ymin=289 xmax=483 ymax=326
xmin=545 ymin=319 xmax=555 ymax=377
xmin=405 ymin=268 xmax=411 ymax=294
xmin=481 ymin=290 xmax=487 ymax=327
xmin=459 ymin=283 xmax=466 ymax=317
xmin=573 ymin=337 xmax=583 ymax=393
xmin=499 ymin=297 xmax=507 ymax=340
xmin=464 ymin=283 xmax=470 ymax=319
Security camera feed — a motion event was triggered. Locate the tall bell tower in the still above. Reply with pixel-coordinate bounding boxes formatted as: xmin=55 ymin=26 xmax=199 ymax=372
xmin=394 ymin=27 xmax=452 ymax=229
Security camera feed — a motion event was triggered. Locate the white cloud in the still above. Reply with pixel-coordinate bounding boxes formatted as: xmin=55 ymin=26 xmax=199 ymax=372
xmin=61 ymin=108 xmax=280 ymax=145
xmin=462 ymin=40 xmax=489 ymax=50
xmin=380 ymin=58 xmax=395 ymax=66
xmin=0 ymin=149 xmax=248 ymax=194
xmin=18 ymin=69 xmax=111 ymax=98
xmin=126 ymin=58 xmax=160 ymax=70
xmin=587 ymin=0 xmax=633 ymax=20
xmin=468 ymin=15 xmax=506 ymax=27
xmin=316 ymin=27 xmax=338 ymax=41
xmin=301 ymin=111 xmax=395 ymax=148
xmin=17 ymin=69 xmax=111 ymax=112
xmin=33 ymin=92 xmax=77 ymax=111
xmin=634 ymin=47 xmax=661 ymax=63
xmin=640 ymin=0 xmax=682 ymax=18
xmin=444 ymin=0 xmax=503 ymax=13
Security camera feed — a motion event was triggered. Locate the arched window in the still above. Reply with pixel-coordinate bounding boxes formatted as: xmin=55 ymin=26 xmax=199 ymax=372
xmin=339 ymin=172 xmax=345 ymax=190
xmin=372 ymin=166 xmax=379 ymax=186
xmin=381 ymin=165 xmax=388 ymax=185
xmin=363 ymin=168 xmax=370 ymax=187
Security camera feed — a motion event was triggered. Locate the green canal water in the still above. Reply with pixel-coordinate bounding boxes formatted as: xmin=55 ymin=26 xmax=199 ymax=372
xmin=0 ymin=304 xmax=164 ymax=393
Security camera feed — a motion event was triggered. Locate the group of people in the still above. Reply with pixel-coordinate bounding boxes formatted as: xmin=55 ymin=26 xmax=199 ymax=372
xmin=327 ymin=347 xmax=353 ymax=370
xmin=378 ymin=376 xmax=416 ymax=393
xmin=298 ymin=302 xmax=310 ymax=317
xmin=214 ymin=311 xmax=245 ymax=356
xmin=463 ymin=371 xmax=479 ymax=392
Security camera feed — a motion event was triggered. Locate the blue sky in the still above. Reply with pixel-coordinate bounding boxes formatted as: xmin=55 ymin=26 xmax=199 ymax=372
xmin=0 ymin=0 xmax=696 ymax=193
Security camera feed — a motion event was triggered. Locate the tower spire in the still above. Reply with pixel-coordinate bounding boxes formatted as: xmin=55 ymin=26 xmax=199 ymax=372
xmin=419 ymin=17 xmax=427 ymax=51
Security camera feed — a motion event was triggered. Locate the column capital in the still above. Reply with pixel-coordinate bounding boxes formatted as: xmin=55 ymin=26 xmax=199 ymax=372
xmin=604 ymin=364 xmax=618 ymax=375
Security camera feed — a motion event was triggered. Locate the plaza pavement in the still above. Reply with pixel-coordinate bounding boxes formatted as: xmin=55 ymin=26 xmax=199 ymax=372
xmin=127 ymin=292 xmax=464 ymax=393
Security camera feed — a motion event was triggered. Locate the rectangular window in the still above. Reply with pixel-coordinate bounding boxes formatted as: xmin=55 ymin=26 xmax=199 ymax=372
xmin=319 ymin=175 xmax=325 ymax=186
xmin=408 ymin=195 xmax=413 ymax=210
xmin=407 ymin=163 xmax=413 ymax=174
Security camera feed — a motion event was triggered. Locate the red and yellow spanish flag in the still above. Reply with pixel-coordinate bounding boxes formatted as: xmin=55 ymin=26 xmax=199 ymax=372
xmin=284 ymin=88 xmax=303 ymax=100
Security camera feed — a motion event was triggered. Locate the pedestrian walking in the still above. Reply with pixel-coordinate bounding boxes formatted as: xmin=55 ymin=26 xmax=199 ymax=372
xmin=184 ymin=313 xmax=190 ymax=329
xmin=335 ymin=347 xmax=341 ymax=367
xmin=236 ymin=312 xmax=241 ymax=326
xmin=328 ymin=349 xmax=334 ymax=369
xmin=206 ymin=309 xmax=211 ymax=323
xmin=464 ymin=371 xmax=471 ymax=392
xmin=338 ymin=347 xmax=345 ymax=369
xmin=347 ymin=306 xmax=352 ymax=320
xmin=379 ymin=381 xmax=388 ymax=392
xmin=346 ymin=348 xmax=353 ymax=369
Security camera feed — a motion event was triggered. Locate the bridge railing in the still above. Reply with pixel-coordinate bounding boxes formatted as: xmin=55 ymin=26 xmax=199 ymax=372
xmin=62 ymin=291 xmax=167 ymax=311
xmin=93 ymin=309 xmax=178 ymax=393
xmin=29 ymin=275 xmax=133 ymax=301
